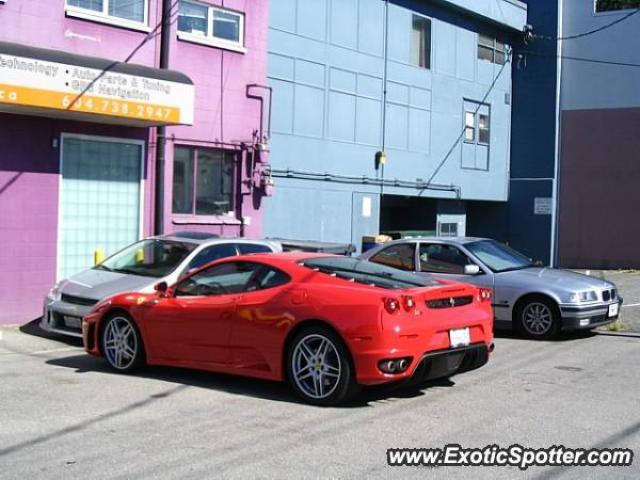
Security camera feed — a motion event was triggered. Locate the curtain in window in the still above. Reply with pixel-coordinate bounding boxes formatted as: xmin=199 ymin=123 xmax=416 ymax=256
xmin=213 ymin=10 xmax=240 ymax=42
xmin=178 ymin=1 xmax=208 ymax=35
xmin=67 ymin=0 xmax=103 ymax=12
xmin=109 ymin=0 xmax=145 ymax=22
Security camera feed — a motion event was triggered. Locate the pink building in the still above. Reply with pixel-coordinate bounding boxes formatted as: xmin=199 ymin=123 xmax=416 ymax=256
xmin=0 ymin=0 xmax=271 ymax=325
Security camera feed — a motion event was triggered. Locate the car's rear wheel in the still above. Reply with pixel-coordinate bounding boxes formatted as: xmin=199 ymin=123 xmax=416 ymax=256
xmin=101 ymin=313 xmax=145 ymax=372
xmin=516 ymin=297 xmax=560 ymax=339
xmin=287 ymin=326 xmax=358 ymax=406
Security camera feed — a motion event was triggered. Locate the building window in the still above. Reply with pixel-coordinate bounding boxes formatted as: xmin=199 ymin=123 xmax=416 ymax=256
xmin=478 ymin=33 xmax=506 ymax=65
xmin=65 ymin=0 xmax=149 ymax=28
xmin=437 ymin=223 xmax=459 ymax=237
xmin=172 ymin=146 xmax=236 ymax=216
xmin=178 ymin=0 xmax=246 ymax=52
xmin=464 ymin=103 xmax=490 ymax=145
xmin=411 ymin=15 xmax=432 ymax=69
xmin=595 ymin=0 xmax=640 ymax=12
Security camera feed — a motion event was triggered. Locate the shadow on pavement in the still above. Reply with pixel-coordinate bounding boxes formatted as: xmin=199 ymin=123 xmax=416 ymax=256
xmin=46 ymin=353 xmax=453 ymax=408
xmin=494 ymin=328 xmax=596 ymax=342
xmin=18 ymin=317 xmax=83 ymax=347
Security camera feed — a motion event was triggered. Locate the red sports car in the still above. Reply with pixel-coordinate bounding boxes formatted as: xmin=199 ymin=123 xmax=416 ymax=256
xmin=83 ymin=253 xmax=494 ymax=405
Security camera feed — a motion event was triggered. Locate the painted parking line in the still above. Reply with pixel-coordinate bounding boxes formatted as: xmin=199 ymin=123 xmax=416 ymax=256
xmin=622 ymin=303 xmax=640 ymax=308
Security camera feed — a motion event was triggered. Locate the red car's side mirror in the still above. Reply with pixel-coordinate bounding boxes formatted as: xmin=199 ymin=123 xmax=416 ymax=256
xmin=154 ymin=281 xmax=169 ymax=296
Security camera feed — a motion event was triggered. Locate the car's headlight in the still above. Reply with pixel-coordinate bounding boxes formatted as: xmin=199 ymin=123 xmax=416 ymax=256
xmin=46 ymin=282 xmax=63 ymax=302
xmin=568 ymin=290 xmax=598 ymax=303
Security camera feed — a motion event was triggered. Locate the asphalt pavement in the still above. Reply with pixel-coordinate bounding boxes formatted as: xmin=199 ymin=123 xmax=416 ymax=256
xmin=1 ymin=321 xmax=638 ymax=479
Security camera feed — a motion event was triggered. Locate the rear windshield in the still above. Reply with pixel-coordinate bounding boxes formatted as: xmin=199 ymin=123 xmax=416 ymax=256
xmin=300 ymin=257 xmax=438 ymax=290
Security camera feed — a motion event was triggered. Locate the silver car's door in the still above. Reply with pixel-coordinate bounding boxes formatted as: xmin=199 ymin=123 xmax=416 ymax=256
xmin=416 ymin=241 xmax=495 ymax=289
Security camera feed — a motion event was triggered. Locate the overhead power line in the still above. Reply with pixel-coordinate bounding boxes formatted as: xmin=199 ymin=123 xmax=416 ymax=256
xmin=422 ymin=53 xmax=511 ymax=191
xmin=519 ymin=49 xmax=640 ymax=69
xmin=533 ymin=7 xmax=640 ymax=41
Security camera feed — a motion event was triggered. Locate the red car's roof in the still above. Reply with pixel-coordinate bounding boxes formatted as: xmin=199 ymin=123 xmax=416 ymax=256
xmin=234 ymin=251 xmax=333 ymax=263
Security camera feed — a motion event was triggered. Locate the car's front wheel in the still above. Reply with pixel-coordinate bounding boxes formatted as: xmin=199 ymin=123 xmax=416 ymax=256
xmin=101 ymin=313 xmax=145 ymax=372
xmin=287 ymin=326 xmax=358 ymax=406
xmin=516 ymin=297 xmax=560 ymax=339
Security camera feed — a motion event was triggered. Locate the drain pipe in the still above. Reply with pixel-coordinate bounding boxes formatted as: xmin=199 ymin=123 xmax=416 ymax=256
xmin=154 ymin=0 xmax=172 ymax=235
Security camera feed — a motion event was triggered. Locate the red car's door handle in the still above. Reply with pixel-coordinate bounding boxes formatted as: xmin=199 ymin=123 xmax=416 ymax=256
xmin=221 ymin=310 xmax=234 ymax=320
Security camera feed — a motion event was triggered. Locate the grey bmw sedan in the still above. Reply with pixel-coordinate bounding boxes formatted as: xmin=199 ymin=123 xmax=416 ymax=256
xmin=360 ymin=237 xmax=622 ymax=339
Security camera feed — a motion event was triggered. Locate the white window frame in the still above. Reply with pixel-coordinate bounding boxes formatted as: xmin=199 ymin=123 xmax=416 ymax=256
xmin=65 ymin=0 xmax=151 ymax=33
xmin=177 ymin=0 xmax=247 ymax=54
xmin=463 ymin=104 xmax=490 ymax=146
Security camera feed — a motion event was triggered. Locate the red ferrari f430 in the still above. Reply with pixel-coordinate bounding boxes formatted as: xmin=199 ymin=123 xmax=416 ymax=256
xmin=83 ymin=253 xmax=494 ymax=405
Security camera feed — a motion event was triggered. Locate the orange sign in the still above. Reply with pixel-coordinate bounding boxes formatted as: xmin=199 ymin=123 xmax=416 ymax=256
xmin=0 ymin=82 xmax=181 ymax=124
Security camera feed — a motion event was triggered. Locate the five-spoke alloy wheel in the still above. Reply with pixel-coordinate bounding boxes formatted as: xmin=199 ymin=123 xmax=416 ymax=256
xmin=287 ymin=327 xmax=357 ymax=406
xmin=101 ymin=313 xmax=145 ymax=372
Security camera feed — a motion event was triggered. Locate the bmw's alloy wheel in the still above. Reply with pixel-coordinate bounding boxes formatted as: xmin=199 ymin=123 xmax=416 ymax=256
xmin=522 ymin=302 xmax=553 ymax=335
xmin=292 ymin=334 xmax=342 ymax=399
xmin=104 ymin=316 xmax=138 ymax=370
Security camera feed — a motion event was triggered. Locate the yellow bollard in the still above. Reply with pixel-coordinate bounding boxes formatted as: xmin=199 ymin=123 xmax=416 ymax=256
xmin=94 ymin=248 xmax=105 ymax=266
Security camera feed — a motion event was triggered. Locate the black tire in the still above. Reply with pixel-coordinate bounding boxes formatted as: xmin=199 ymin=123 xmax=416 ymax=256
xmin=100 ymin=312 xmax=146 ymax=373
xmin=515 ymin=296 xmax=561 ymax=340
xmin=286 ymin=326 xmax=359 ymax=406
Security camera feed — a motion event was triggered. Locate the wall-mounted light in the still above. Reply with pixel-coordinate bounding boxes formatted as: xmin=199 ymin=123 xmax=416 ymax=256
xmin=375 ymin=150 xmax=387 ymax=170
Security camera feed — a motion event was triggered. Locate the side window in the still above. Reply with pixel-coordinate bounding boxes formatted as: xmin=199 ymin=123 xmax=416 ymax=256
xmin=370 ymin=244 xmax=416 ymax=271
xmin=187 ymin=243 xmax=238 ymax=271
xmin=175 ymin=261 xmax=259 ymax=297
xmin=245 ymin=266 xmax=291 ymax=292
xmin=419 ymin=244 xmax=470 ymax=274
xmin=237 ymin=243 xmax=273 ymax=255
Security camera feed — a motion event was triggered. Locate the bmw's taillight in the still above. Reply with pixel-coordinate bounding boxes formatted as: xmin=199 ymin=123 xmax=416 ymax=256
xmin=384 ymin=297 xmax=400 ymax=314
xmin=478 ymin=288 xmax=492 ymax=302
xmin=402 ymin=295 xmax=416 ymax=311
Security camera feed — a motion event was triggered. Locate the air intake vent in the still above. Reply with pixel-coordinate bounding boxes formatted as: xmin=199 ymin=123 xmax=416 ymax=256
xmin=61 ymin=294 xmax=98 ymax=307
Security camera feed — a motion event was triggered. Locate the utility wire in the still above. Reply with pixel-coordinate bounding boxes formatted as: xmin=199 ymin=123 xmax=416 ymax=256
xmin=421 ymin=53 xmax=511 ymax=191
xmin=519 ymin=49 xmax=640 ymax=69
xmin=66 ymin=0 xmax=181 ymax=110
xmin=533 ymin=7 xmax=639 ymax=41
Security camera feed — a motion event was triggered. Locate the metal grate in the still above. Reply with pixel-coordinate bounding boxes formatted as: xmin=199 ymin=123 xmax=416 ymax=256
xmin=61 ymin=294 xmax=98 ymax=307
xmin=426 ymin=296 xmax=474 ymax=309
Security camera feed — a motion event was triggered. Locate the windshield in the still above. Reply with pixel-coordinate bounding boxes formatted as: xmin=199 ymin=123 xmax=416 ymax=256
xmin=466 ymin=240 xmax=533 ymax=273
xmin=96 ymin=239 xmax=197 ymax=278
xmin=301 ymin=256 xmax=438 ymax=290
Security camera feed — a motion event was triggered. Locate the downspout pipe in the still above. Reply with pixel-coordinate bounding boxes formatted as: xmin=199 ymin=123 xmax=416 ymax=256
xmin=154 ymin=0 xmax=172 ymax=235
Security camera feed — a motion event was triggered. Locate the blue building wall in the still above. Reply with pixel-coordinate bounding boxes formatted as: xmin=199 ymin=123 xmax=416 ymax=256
xmin=468 ymin=0 xmax=559 ymax=264
xmin=265 ymin=0 xmax=527 ymax=249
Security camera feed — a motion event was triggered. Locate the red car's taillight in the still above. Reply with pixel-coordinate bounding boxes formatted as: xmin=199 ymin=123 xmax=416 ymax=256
xmin=401 ymin=295 xmax=416 ymax=312
xmin=478 ymin=288 xmax=492 ymax=302
xmin=383 ymin=297 xmax=400 ymax=314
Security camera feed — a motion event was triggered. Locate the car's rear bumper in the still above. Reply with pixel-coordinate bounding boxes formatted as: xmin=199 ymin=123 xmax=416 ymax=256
xmin=559 ymin=297 xmax=623 ymax=331
xmin=400 ymin=343 xmax=491 ymax=387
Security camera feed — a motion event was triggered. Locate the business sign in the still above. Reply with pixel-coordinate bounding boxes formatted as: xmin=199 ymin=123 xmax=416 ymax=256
xmin=0 ymin=52 xmax=194 ymax=126
xmin=534 ymin=197 xmax=553 ymax=215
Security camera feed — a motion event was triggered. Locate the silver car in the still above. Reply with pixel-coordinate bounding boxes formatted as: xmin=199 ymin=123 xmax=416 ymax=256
xmin=360 ymin=237 xmax=622 ymax=339
xmin=42 ymin=232 xmax=282 ymax=338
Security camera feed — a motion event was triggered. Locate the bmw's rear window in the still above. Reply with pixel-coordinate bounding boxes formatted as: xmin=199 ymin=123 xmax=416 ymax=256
xmin=300 ymin=257 xmax=438 ymax=290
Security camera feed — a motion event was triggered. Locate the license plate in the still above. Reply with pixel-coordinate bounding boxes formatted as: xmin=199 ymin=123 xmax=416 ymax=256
xmin=63 ymin=316 xmax=82 ymax=329
xmin=608 ymin=303 xmax=619 ymax=318
xmin=449 ymin=328 xmax=470 ymax=348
